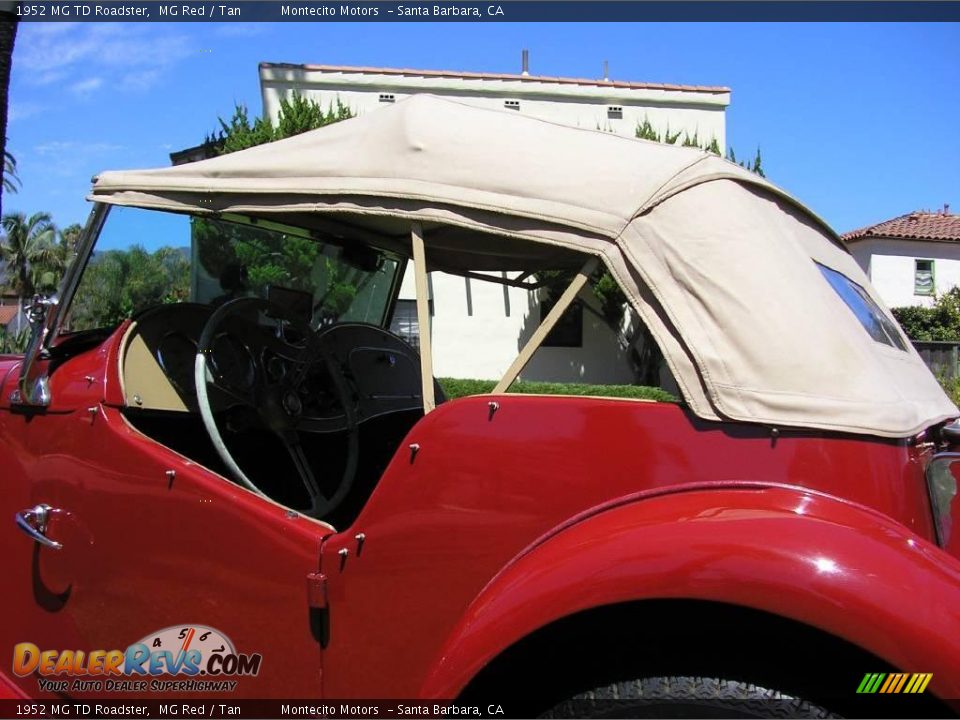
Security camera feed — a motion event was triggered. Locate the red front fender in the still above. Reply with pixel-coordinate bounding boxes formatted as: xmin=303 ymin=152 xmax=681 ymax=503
xmin=421 ymin=485 xmax=960 ymax=699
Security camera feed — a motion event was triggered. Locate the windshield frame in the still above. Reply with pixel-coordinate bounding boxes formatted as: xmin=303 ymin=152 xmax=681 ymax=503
xmin=47 ymin=202 xmax=110 ymax=351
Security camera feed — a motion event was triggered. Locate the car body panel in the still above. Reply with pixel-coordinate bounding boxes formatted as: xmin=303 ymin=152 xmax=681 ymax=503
xmin=315 ymin=391 xmax=943 ymax=697
xmin=1 ymin=335 xmax=331 ymax=699
xmin=0 ymin=299 xmax=954 ymax=703
xmin=420 ymin=485 xmax=960 ymax=700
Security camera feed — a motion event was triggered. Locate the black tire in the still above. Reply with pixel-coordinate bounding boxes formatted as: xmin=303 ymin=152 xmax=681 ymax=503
xmin=540 ymin=676 xmax=839 ymax=719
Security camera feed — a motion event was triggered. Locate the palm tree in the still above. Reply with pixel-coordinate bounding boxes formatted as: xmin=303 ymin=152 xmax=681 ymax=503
xmin=3 ymin=149 xmax=19 ymax=194
xmin=0 ymin=211 xmax=56 ymax=300
xmin=32 ymin=222 xmax=81 ymax=292
xmin=0 ymin=3 xmax=18 ymax=220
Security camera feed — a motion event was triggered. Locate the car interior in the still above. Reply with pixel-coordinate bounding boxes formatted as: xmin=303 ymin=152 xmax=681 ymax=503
xmin=119 ymin=301 xmax=436 ymax=528
xmin=55 ymin=208 xmax=451 ymax=529
xmin=49 ymin=205 xmax=667 ymax=529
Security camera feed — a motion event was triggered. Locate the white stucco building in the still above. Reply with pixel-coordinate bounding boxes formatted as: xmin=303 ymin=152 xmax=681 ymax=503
xmin=844 ymin=207 xmax=960 ymax=309
xmin=258 ymin=60 xmax=730 ymax=383
xmin=259 ymin=60 xmax=729 ymax=146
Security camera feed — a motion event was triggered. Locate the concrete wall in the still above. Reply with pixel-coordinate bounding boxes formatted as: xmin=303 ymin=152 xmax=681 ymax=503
xmin=260 ymin=65 xmax=728 ymax=148
xmin=396 ymin=268 xmax=636 ymax=384
xmin=849 ymin=237 xmax=960 ymax=308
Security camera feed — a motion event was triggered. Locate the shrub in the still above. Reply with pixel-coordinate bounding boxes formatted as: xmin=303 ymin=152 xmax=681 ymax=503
xmin=937 ymin=375 xmax=960 ymax=407
xmin=438 ymin=377 xmax=677 ymax=403
xmin=891 ymin=288 xmax=960 ymax=341
xmin=0 ymin=326 xmax=29 ymax=354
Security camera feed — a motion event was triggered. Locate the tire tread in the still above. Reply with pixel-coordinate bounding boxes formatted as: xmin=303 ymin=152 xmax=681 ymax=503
xmin=542 ymin=675 xmax=837 ymax=718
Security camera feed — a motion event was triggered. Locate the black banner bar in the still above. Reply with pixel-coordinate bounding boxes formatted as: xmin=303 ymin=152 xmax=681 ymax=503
xmin=10 ymin=1 xmax=960 ymax=23
xmin=3 ymin=697 xmax=960 ymax=719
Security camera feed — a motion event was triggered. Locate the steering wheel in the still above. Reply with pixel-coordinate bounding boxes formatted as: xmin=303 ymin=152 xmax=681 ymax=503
xmin=194 ymin=297 xmax=359 ymax=519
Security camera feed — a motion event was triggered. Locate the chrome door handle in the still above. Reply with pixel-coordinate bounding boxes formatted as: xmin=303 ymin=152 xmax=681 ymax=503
xmin=15 ymin=504 xmax=63 ymax=550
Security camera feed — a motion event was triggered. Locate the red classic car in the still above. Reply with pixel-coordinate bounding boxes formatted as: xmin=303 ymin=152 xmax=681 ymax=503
xmin=3 ymin=96 xmax=960 ymax=717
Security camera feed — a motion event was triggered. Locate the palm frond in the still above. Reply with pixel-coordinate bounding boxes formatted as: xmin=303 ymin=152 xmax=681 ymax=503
xmin=2 ymin=150 xmax=20 ymax=194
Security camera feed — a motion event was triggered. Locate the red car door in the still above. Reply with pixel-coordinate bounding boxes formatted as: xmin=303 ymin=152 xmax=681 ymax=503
xmin=1 ymin=354 xmax=331 ymax=700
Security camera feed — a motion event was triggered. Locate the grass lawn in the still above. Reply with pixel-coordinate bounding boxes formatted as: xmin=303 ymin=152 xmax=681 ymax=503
xmin=438 ymin=377 xmax=677 ymax=403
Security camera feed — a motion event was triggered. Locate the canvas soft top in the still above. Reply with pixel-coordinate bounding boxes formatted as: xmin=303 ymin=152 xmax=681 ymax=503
xmin=89 ymin=94 xmax=957 ymax=437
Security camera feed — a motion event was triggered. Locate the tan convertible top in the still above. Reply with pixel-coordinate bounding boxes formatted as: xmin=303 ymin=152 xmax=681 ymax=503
xmin=90 ymin=94 xmax=957 ymax=437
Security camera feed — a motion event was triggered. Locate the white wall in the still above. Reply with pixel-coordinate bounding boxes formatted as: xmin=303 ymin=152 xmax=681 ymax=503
xmin=849 ymin=237 xmax=960 ymax=308
xmin=397 ymin=267 xmax=636 ymax=384
xmin=260 ymin=66 xmax=728 ymax=148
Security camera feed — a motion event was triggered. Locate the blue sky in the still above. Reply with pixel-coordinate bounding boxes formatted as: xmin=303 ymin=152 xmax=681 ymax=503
xmin=6 ymin=21 xmax=959 ymax=233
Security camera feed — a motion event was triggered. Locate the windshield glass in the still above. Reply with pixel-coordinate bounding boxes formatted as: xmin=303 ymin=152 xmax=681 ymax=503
xmin=61 ymin=206 xmax=400 ymax=334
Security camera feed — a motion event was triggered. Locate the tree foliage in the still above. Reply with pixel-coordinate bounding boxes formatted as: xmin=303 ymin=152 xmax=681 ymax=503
xmin=196 ymin=93 xmax=358 ymax=321
xmin=727 ymin=145 xmax=765 ymax=178
xmin=635 ymin=114 xmax=763 ymax=176
xmin=0 ymin=207 xmax=81 ymax=356
xmin=208 ymin=93 xmax=353 ymax=155
xmin=0 ymin=325 xmax=28 ymax=354
xmin=276 ymin=93 xmax=352 ymax=139
xmin=193 ymin=216 xmax=359 ymax=321
xmin=194 ymin=216 xmax=320 ymax=294
xmin=3 ymin=149 xmax=18 ymax=194
xmin=31 ymin=222 xmax=83 ymax=294
xmin=66 ymin=245 xmax=190 ymax=331
xmin=213 ymin=103 xmax=274 ymax=155
xmin=891 ymin=289 xmax=960 ymax=341
xmin=0 ymin=211 xmax=57 ymax=298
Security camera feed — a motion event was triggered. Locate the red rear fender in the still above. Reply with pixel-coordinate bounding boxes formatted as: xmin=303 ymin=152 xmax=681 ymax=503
xmin=423 ymin=486 xmax=960 ymax=699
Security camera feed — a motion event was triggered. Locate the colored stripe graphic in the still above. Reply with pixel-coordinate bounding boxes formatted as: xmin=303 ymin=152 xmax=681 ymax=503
xmin=858 ymin=672 xmax=932 ymax=694
xmin=893 ymin=674 xmax=909 ymax=693
xmin=911 ymin=674 xmax=932 ymax=693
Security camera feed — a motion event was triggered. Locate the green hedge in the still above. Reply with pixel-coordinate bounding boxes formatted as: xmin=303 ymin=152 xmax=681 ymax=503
xmin=438 ymin=377 xmax=677 ymax=403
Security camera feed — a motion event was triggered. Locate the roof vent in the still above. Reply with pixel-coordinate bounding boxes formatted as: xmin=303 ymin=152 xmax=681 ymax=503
xmin=603 ymin=60 xmax=610 ymax=82
xmin=521 ymin=49 xmax=529 ymax=76
xmin=379 ymin=93 xmax=396 ymax=103
xmin=504 ymin=100 xmax=520 ymax=111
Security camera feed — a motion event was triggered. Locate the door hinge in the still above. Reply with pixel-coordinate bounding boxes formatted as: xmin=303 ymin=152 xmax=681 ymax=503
xmin=306 ymin=572 xmax=328 ymax=609
xmin=306 ymin=572 xmax=330 ymax=648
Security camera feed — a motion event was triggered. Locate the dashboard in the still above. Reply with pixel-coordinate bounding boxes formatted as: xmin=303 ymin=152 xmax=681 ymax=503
xmin=121 ymin=303 xmax=211 ymax=413
xmin=119 ymin=302 xmax=429 ymax=422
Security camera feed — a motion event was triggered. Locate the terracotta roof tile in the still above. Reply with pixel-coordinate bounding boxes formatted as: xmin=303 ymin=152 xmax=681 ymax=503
xmin=259 ymin=62 xmax=730 ymax=94
xmin=842 ymin=210 xmax=960 ymax=243
xmin=0 ymin=305 xmax=21 ymax=326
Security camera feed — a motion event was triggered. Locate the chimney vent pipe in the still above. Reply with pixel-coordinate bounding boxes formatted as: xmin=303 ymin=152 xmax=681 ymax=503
xmin=522 ymin=49 xmax=529 ymax=76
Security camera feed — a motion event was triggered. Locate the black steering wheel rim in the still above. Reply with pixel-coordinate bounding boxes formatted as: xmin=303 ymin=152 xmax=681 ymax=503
xmin=194 ymin=297 xmax=359 ymax=519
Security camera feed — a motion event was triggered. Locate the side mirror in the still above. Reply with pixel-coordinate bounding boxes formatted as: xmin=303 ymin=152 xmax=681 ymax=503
xmin=10 ymin=294 xmax=58 ymax=407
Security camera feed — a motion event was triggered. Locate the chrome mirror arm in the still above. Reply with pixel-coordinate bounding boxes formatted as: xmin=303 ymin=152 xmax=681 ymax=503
xmin=10 ymin=297 xmax=55 ymax=407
